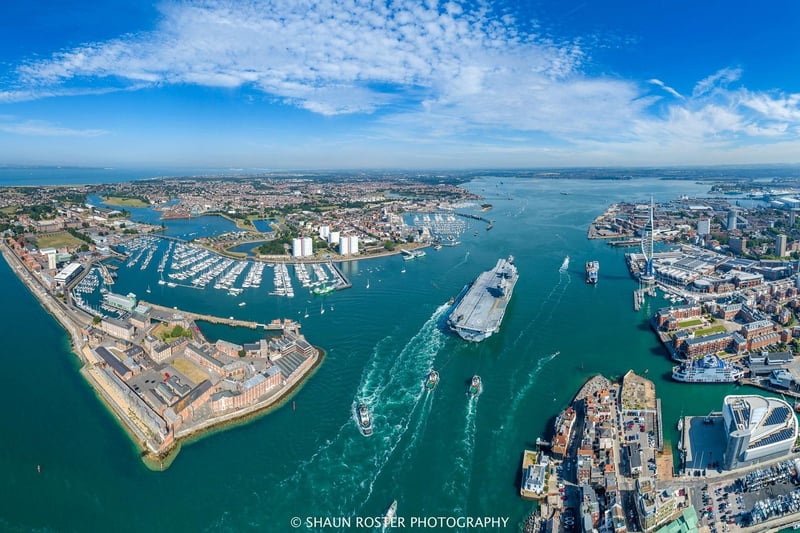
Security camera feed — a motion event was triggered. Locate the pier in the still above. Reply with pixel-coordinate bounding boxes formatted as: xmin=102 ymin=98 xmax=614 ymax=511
xmin=142 ymin=301 xmax=291 ymax=330
xmin=327 ymin=261 xmax=351 ymax=290
xmin=455 ymin=211 xmax=493 ymax=228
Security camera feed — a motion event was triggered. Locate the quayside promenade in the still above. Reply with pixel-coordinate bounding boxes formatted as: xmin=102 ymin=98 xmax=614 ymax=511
xmin=0 ymin=239 xmax=323 ymax=468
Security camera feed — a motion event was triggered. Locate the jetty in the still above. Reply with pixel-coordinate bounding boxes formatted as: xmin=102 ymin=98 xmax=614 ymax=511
xmin=455 ymin=211 xmax=493 ymax=228
xmin=142 ymin=301 xmax=290 ymax=330
xmin=327 ymin=261 xmax=351 ymax=290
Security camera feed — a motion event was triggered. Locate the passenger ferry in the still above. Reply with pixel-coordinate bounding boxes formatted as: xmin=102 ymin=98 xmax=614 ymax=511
xmin=671 ymin=354 xmax=745 ymax=383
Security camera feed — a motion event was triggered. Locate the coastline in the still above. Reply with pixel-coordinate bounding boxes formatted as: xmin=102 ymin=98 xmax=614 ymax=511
xmin=141 ymin=345 xmax=326 ymax=471
xmin=0 ymin=240 xmax=325 ymax=470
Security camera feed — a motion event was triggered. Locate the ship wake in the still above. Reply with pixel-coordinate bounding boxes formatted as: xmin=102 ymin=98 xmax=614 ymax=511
xmin=273 ymin=304 xmax=449 ymax=519
xmin=507 ymin=268 xmax=571 ymax=354
xmin=444 ymin=398 xmax=477 ymax=515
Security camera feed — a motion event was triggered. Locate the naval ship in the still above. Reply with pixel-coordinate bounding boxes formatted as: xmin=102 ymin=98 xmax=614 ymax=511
xmin=447 ymin=256 xmax=518 ymax=342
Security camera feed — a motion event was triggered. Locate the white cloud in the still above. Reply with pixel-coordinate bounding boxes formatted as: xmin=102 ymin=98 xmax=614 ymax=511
xmin=739 ymin=91 xmax=800 ymax=122
xmin=692 ymin=67 xmax=741 ymax=98
xmin=0 ymin=118 xmax=108 ymax=137
xmin=4 ymin=0 xmax=800 ymax=165
xmin=9 ymin=0 xmax=591 ymax=118
xmin=647 ymin=78 xmax=684 ymax=99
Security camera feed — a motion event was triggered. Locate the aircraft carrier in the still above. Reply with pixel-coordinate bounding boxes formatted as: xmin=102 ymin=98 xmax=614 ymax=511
xmin=447 ymin=256 xmax=518 ymax=342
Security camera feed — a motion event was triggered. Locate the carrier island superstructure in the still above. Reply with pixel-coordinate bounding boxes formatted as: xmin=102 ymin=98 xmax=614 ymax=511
xmin=447 ymin=256 xmax=518 ymax=342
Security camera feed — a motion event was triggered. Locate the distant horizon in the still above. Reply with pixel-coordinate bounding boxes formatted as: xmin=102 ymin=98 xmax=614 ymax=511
xmin=3 ymin=1 xmax=800 ymax=168
xmin=5 ymin=162 xmax=800 ymax=173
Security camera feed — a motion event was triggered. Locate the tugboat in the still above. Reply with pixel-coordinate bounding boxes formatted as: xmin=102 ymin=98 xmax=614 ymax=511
xmin=356 ymin=402 xmax=373 ymax=436
xmin=425 ymin=370 xmax=440 ymax=391
xmin=467 ymin=375 xmax=482 ymax=397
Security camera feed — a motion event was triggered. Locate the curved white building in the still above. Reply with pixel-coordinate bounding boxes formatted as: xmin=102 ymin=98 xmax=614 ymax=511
xmin=722 ymin=395 xmax=798 ymax=470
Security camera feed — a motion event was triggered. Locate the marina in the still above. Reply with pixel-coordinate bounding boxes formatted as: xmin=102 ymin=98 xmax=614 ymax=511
xmin=113 ymin=237 xmax=354 ymax=300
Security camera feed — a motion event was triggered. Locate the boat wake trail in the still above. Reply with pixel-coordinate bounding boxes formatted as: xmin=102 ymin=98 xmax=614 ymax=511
xmin=508 ymin=267 xmax=571 ymax=353
xmin=446 ymin=398 xmax=477 ymax=516
xmin=511 ymin=197 xmax=529 ymax=218
xmin=446 ymin=251 xmax=471 ymax=276
xmin=480 ymin=350 xmax=559 ymax=510
xmin=270 ymin=304 xmax=450 ymax=520
xmin=355 ymin=334 xmax=396 ymax=405
xmin=506 ymin=351 xmax=560 ymax=422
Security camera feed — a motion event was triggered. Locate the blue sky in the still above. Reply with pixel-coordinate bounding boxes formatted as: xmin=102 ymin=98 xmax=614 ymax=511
xmin=2 ymin=0 xmax=800 ymax=169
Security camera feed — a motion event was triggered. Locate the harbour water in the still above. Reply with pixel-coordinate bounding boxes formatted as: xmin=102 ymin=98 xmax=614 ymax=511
xmin=0 ymin=175 xmax=775 ymax=532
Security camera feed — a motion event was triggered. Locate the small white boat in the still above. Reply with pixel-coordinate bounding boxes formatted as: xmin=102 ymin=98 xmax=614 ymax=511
xmin=383 ymin=500 xmax=398 ymax=526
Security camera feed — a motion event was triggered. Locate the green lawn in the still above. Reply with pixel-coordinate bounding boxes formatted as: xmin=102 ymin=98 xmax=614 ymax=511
xmin=36 ymin=232 xmax=84 ymax=249
xmin=679 ymin=319 xmax=703 ymax=328
xmin=694 ymin=324 xmax=727 ymax=337
xmin=101 ymin=195 xmax=149 ymax=207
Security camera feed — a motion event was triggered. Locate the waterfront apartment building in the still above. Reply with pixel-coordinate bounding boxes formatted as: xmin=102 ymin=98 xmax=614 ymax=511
xmin=740 ymin=319 xmax=776 ymax=339
xmin=654 ymin=304 xmax=703 ymax=330
xmin=675 ymin=331 xmax=735 ymax=358
xmin=747 ymin=331 xmax=781 ymax=352
xmin=338 ymin=235 xmax=359 ymax=255
xmin=715 ymin=302 xmax=742 ymax=321
xmin=722 ymin=395 xmax=798 ymax=470
xmin=328 ymin=230 xmax=340 ymax=246
xmin=291 ymin=237 xmax=313 ymax=258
